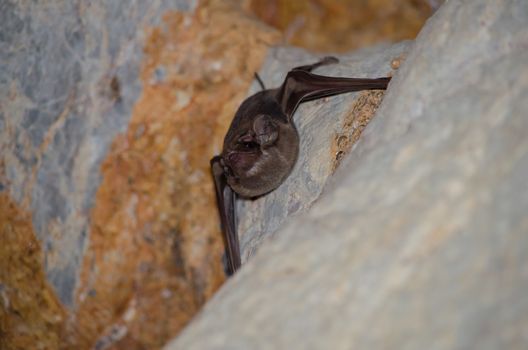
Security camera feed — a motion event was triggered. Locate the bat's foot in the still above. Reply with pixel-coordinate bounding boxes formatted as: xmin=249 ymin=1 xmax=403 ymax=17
xmin=292 ymin=56 xmax=339 ymax=73
xmin=320 ymin=56 xmax=339 ymax=65
xmin=254 ymin=72 xmax=266 ymax=90
xmin=221 ymin=252 xmax=235 ymax=277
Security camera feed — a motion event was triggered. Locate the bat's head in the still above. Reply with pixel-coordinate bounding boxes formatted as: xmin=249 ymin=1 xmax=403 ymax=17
xmin=222 ymin=114 xmax=299 ymax=198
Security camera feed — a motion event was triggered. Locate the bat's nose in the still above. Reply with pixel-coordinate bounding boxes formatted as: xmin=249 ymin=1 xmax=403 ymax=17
xmin=222 ymin=154 xmax=236 ymax=178
xmin=226 ymin=152 xmax=239 ymax=166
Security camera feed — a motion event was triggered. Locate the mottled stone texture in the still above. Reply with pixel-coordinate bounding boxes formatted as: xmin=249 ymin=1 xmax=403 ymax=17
xmin=166 ymin=1 xmax=528 ymax=350
xmin=248 ymin=0 xmax=438 ymax=52
xmin=0 ymin=0 xmax=278 ymax=348
xmin=1 ymin=0 xmax=193 ymax=304
xmin=0 ymin=194 xmax=65 ymax=349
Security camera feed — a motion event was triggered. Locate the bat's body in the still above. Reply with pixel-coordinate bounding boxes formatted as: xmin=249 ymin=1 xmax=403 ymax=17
xmin=211 ymin=57 xmax=391 ymax=275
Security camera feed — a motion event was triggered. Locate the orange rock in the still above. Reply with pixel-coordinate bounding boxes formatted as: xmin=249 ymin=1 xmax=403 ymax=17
xmin=247 ymin=0 xmax=434 ymax=52
xmin=0 ymin=194 xmax=66 ymax=350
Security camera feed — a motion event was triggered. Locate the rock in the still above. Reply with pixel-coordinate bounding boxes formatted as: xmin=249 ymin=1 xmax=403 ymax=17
xmin=0 ymin=0 xmax=279 ymax=348
xmin=1 ymin=0 xmax=423 ymax=346
xmin=247 ymin=0 xmax=437 ymax=52
xmin=165 ymin=1 xmax=528 ymax=349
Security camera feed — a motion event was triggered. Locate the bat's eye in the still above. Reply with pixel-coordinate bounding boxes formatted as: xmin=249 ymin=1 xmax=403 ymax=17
xmin=241 ymin=141 xmax=259 ymax=150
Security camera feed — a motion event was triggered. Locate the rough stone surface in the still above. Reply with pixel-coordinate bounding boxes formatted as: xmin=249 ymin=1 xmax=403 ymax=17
xmin=248 ymin=0 xmax=438 ymax=52
xmin=1 ymin=0 xmax=426 ymax=347
xmin=0 ymin=194 xmax=65 ymax=349
xmin=0 ymin=0 xmax=194 ymax=308
xmin=166 ymin=1 xmax=528 ymax=349
xmin=0 ymin=0 xmax=278 ymax=348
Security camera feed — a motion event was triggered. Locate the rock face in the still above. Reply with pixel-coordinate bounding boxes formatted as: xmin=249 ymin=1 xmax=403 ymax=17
xmin=1 ymin=0 xmax=424 ymax=346
xmin=248 ymin=0 xmax=437 ymax=52
xmin=0 ymin=0 xmax=279 ymax=348
xmin=165 ymin=1 xmax=528 ymax=350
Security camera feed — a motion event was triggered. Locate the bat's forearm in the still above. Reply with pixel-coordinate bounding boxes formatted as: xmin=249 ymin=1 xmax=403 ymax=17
xmin=211 ymin=156 xmax=241 ymax=276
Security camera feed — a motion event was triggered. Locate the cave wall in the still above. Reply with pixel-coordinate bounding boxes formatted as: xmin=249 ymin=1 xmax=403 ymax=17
xmin=1 ymin=0 xmax=443 ymax=348
xmin=0 ymin=0 xmax=278 ymax=348
xmin=166 ymin=1 xmax=528 ymax=349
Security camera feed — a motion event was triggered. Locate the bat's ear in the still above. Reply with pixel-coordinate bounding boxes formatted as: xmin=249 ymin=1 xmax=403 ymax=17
xmin=253 ymin=115 xmax=279 ymax=147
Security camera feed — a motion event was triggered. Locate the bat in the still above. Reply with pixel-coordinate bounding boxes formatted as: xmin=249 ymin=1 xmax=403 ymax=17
xmin=211 ymin=57 xmax=391 ymax=276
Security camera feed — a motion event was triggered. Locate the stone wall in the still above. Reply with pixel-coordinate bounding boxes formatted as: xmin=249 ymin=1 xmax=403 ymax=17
xmin=166 ymin=1 xmax=528 ymax=349
xmin=0 ymin=0 xmax=448 ymax=348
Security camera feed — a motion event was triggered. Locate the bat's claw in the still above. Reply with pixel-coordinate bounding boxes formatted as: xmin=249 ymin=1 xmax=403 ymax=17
xmin=321 ymin=56 xmax=339 ymax=65
xmin=292 ymin=56 xmax=339 ymax=72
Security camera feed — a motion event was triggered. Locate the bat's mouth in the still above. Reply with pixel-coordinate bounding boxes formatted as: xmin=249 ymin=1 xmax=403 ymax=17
xmin=220 ymin=156 xmax=237 ymax=180
xmin=224 ymin=150 xmax=260 ymax=182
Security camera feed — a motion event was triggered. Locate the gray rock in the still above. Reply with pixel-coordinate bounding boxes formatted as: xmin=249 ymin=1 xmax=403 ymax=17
xmin=0 ymin=0 xmax=196 ymax=306
xmin=165 ymin=1 xmax=528 ymax=349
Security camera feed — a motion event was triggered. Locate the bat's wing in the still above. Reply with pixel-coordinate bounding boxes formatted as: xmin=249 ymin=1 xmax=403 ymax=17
xmin=277 ymin=61 xmax=391 ymax=119
xmin=210 ymin=156 xmax=241 ymax=276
